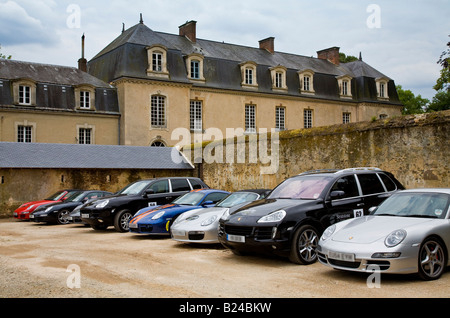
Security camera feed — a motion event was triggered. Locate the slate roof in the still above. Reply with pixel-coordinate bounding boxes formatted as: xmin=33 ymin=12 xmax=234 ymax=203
xmin=0 ymin=142 xmax=194 ymax=170
xmin=88 ymin=22 xmax=401 ymax=105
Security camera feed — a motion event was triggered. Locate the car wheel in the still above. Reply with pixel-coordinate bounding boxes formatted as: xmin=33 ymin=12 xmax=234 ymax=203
xmin=56 ymin=210 xmax=70 ymax=225
xmin=418 ymin=237 xmax=447 ymax=281
xmin=114 ymin=210 xmax=133 ymax=233
xmin=289 ymin=225 xmax=319 ymax=265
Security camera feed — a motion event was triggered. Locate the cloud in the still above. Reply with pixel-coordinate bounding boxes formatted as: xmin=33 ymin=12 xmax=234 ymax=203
xmin=0 ymin=0 xmax=59 ymax=46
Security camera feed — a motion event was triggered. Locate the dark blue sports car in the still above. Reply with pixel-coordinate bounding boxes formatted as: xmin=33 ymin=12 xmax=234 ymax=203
xmin=128 ymin=189 xmax=229 ymax=235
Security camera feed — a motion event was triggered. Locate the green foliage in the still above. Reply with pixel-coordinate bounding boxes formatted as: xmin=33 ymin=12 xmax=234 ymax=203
xmin=339 ymin=52 xmax=359 ymax=63
xmin=434 ymin=37 xmax=449 ymax=92
xmin=0 ymin=44 xmax=12 ymax=59
xmin=427 ymin=90 xmax=450 ymax=112
xmin=396 ymin=85 xmax=429 ymax=114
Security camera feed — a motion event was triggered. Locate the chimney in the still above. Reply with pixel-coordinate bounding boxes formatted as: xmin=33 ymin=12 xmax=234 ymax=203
xmin=259 ymin=37 xmax=275 ymax=54
xmin=179 ymin=20 xmax=197 ymax=43
xmin=317 ymin=47 xmax=340 ymax=65
xmin=78 ymin=33 xmax=87 ymax=72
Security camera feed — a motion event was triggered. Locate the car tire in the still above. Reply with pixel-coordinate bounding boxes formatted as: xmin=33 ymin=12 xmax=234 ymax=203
xmin=289 ymin=225 xmax=320 ymax=265
xmin=56 ymin=210 xmax=70 ymax=225
xmin=114 ymin=210 xmax=133 ymax=233
xmin=417 ymin=237 xmax=447 ymax=281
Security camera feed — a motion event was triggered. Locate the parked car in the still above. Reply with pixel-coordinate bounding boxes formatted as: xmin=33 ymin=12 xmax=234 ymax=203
xmin=13 ymin=189 xmax=81 ymax=220
xmin=318 ymin=188 xmax=450 ymax=280
xmin=129 ymin=189 xmax=230 ymax=235
xmin=30 ymin=190 xmax=113 ymax=225
xmin=171 ymin=189 xmax=271 ymax=244
xmin=218 ymin=167 xmax=405 ymax=265
xmin=81 ymin=177 xmax=209 ymax=232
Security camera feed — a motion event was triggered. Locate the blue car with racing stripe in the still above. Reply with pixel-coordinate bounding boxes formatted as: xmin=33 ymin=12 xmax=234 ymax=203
xmin=128 ymin=189 xmax=229 ymax=235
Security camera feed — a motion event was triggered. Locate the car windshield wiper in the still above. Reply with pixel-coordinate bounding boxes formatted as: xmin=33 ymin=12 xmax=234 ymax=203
xmin=374 ymin=213 xmax=397 ymax=216
xmin=403 ymin=214 xmax=438 ymax=218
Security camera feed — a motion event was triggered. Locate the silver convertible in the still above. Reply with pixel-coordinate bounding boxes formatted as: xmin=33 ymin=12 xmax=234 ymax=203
xmin=171 ymin=189 xmax=270 ymax=244
xmin=318 ymin=188 xmax=450 ymax=280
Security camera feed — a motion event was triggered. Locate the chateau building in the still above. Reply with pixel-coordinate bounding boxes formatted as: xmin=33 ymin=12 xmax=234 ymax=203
xmin=0 ymin=57 xmax=120 ymax=145
xmin=88 ymin=18 xmax=403 ymax=147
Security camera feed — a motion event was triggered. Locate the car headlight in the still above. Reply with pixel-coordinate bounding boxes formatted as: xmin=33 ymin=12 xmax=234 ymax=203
xmin=257 ymin=210 xmax=286 ymax=223
xmin=385 ymin=229 xmax=407 ymax=247
xmin=321 ymin=224 xmax=336 ymax=241
xmin=201 ymin=215 xmax=217 ymax=226
xmin=220 ymin=208 xmax=230 ymax=221
xmin=151 ymin=211 xmax=165 ymax=220
xmin=95 ymin=199 xmax=109 ymax=209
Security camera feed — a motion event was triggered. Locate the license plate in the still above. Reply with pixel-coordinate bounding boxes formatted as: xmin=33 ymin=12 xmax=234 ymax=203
xmin=171 ymin=229 xmax=185 ymax=237
xmin=29 ymin=214 xmax=34 ymax=219
xmin=227 ymin=234 xmax=245 ymax=243
xmin=328 ymin=251 xmax=355 ymax=262
xmin=81 ymin=213 xmax=90 ymax=219
xmin=129 ymin=222 xmax=137 ymax=229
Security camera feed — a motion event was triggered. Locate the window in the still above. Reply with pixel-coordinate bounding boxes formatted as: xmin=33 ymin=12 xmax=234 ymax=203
xmin=245 ymin=104 xmax=256 ymax=133
xmin=304 ymin=109 xmax=313 ymax=129
xmin=190 ymin=100 xmax=202 ymax=131
xmin=80 ymin=91 xmax=90 ymax=109
xmin=148 ymin=180 xmax=169 ymax=194
xmin=188 ymin=178 xmax=204 ymax=190
xmin=376 ymin=78 xmax=389 ymax=100
xmin=298 ymin=70 xmax=315 ymax=94
xmin=357 ymin=174 xmax=385 ymax=195
xmin=275 ymin=106 xmax=285 ymax=131
xmin=151 ymin=140 xmax=166 ymax=147
xmin=204 ymin=192 xmax=229 ymax=204
xmin=170 ymin=179 xmax=191 ymax=192
xmin=146 ymin=45 xmax=169 ymax=78
xmin=19 ymin=85 xmax=31 ymax=105
xmin=79 ymin=128 xmax=92 ymax=144
xmin=270 ymin=66 xmax=287 ymax=91
xmin=330 ymin=176 xmax=359 ymax=199
xmin=191 ymin=60 xmax=200 ymax=79
xmin=151 ymin=95 xmax=166 ymax=128
xmin=343 ymin=112 xmax=351 ymax=124
xmin=152 ymin=52 xmax=163 ymax=72
xmin=337 ymin=75 xmax=353 ymax=98
xmin=240 ymin=62 xmax=258 ymax=89
xmin=17 ymin=125 xmax=32 ymax=143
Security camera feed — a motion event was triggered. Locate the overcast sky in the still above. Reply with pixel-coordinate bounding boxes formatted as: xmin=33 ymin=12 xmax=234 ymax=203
xmin=0 ymin=0 xmax=449 ymax=100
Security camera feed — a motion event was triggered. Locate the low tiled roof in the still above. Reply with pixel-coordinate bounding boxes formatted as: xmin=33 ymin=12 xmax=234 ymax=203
xmin=0 ymin=142 xmax=194 ymax=170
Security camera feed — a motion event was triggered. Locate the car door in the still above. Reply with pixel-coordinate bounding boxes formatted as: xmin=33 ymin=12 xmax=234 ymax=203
xmin=356 ymin=173 xmax=392 ymax=210
xmin=324 ymin=175 xmax=365 ymax=227
xmin=143 ymin=179 xmax=172 ymax=207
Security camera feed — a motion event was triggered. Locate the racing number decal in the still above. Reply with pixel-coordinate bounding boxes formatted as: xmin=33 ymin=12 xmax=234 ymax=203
xmin=353 ymin=209 xmax=364 ymax=218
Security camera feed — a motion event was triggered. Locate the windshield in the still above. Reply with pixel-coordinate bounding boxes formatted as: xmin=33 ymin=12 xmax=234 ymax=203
xmin=216 ymin=192 xmax=260 ymax=208
xmin=117 ymin=180 xmax=153 ymax=195
xmin=64 ymin=191 xmax=85 ymax=202
xmin=173 ymin=192 xmax=205 ymax=206
xmin=268 ymin=175 xmax=332 ymax=200
xmin=46 ymin=191 xmax=66 ymax=201
xmin=373 ymin=192 xmax=450 ymax=219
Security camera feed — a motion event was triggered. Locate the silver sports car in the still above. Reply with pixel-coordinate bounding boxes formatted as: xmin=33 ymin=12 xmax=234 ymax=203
xmin=318 ymin=188 xmax=450 ymax=280
xmin=171 ymin=189 xmax=270 ymax=244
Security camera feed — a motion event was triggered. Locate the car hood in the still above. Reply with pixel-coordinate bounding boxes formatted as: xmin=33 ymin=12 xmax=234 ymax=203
xmin=131 ymin=204 xmax=204 ymax=224
xmin=332 ymin=216 xmax=436 ymax=244
xmin=231 ymin=198 xmax=313 ymax=218
xmin=15 ymin=200 xmax=54 ymax=212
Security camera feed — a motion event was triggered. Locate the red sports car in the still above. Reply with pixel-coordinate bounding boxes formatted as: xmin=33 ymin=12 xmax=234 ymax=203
xmin=14 ymin=189 xmax=81 ymax=220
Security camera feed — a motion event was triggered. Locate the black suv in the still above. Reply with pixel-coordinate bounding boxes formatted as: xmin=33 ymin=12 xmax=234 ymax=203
xmin=81 ymin=177 xmax=209 ymax=232
xmin=218 ymin=168 xmax=404 ymax=265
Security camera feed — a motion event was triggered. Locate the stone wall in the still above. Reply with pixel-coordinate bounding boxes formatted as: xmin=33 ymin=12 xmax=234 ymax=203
xmin=0 ymin=168 xmax=196 ymax=218
xmin=196 ymin=110 xmax=449 ymax=192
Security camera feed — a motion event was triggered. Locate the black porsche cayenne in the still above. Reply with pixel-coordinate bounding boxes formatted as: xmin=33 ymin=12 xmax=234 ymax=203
xmin=218 ymin=168 xmax=405 ymax=265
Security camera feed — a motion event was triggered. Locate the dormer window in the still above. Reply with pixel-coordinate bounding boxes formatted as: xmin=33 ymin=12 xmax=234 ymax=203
xmin=240 ymin=61 xmax=258 ymax=89
xmin=146 ymin=45 xmax=169 ymax=79
xmin=270 ymin=66 xmax=287 ymax=92
xmin=75 ymin=85 xmax=95 ymax=110
xmin=376 ymin=77 xmax=390 ymax=100
xmin=13 ymin=79 xmax=36 ymax=106
xmin=336 ymin=75 xmax=353 ymax=99
xmin=298 ymin=70 xmax=315 ymax=95
xmin=186 ymin=53 xmax=205 ymax=82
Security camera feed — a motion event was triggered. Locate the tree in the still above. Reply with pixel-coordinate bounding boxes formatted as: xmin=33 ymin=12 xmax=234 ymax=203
xmin=427 ymin=90 xmax=450 ymax=112
xmin=0 ymin=44 xmax=12 ymax=59
xmin=434 ymin=36 xmax=449 ymax=92
xmin=339 ymin=52 xmax=359 ymax=63
xmin=396 ymin=85 xmax=429 ymax=114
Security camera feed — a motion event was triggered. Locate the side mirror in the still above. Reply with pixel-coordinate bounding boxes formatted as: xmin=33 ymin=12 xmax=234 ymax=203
xmin=368 ymin=206 xmax=377 ymax=214
xmin=202 ymin=201 xmax=214 ymax=207
xmin=330 ymin=190 xmax=345 ymax=200
xmin=144 ymin=189 xmax=155 ymax=197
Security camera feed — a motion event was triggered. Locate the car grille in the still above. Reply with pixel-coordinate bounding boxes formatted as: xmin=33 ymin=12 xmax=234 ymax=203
xmin=328 ymin=259 xmax=361 ymax=269
xmin=130 ymin=224 xmax=153 ymax=233
xmin=188 ymin=232 xmax=205 ymax=240
xmin=222 ymin=225 xmax=273 ymax=240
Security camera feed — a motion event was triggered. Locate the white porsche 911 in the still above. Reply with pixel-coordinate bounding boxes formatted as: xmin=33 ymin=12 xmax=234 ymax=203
xmin=318 ymin=188 xmax=450 ymax=280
